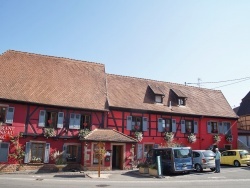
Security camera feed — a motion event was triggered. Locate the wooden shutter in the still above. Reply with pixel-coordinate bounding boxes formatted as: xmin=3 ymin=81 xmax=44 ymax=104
xmin=5 ymin=107 xmax=15 ymax=124
xmin=207 ymin=121 xmax=211 ymax=133
xmin=24 ymin=142 xmax=31 ymax=163
xmin=62 ymin=144 xmax=67 ymax=161
xmin=181 ymin=120 xmax=186 ymax=133
xmin=126 ymin=116 xmax=132 ymax=130
xmin=158 ymin=118 xmax=163 ymax=132
xmin=194 ymin=121 xmax=198 ymax=133
xmin=219 ymin=122 xmax=223 ymax=134
xmin=44 ymin=143 xmax=50 ymax=163
xmin=38 ymin=110 xmax=46 ymax=127
xmin=69 ymin=113 xmax=75 ymax=129
xmin=172 ymin=119 xmax=176 ymax=132
xmin=0 ymin=142 xmax=9 ymax=162
xmin=77 ymin=145 xmax=82 ymax=163
xmin=142 ymin=117 xmax=148 ymax=131
xmin=74 ymin=114 xmax=81 ymax=129
xmin=57 ymin=112 xmax=64 ymax=128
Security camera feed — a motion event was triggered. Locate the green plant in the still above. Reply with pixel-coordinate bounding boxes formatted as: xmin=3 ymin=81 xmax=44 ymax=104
xmin=164 ymin=132 xmax=174 ymax=142
xmin=149 ymin=163 xmax=157 ymax=169
xmin=78 ymin=128 xmax=91 ymax=140
xmin=137 ymin=162 xmax=149 ymax=168
xmin=9 ymin=135 xmax=25 ymax=166
xmin=44 ymin=128 xmax=56 ymax=138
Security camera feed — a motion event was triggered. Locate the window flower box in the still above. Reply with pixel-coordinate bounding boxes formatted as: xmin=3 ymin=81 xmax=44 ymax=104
xmin=187 ymin=133 xmax=196 ymax=143
xmin=44 ymin=128 xmax=56 ymax=138
xmin=225 ymin=134 xmax=233 ymax=143
xmin=78 ymin=128 xmax=91 ymax=140
xmin=134 ymin=131 xmax=143 ymax=142
xmin=164 ymin=132 xmax=174 ymax=142
xmin=213 ymin=134 xmax=221 ymax=143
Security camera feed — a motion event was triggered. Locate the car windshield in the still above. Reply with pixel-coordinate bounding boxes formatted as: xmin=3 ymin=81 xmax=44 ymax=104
xmin=174 ymin=149 xmax=192 ymax=158
xmin=202 ymin=151 xmax=215 ymax=157
xmin=239 ymin=150 xmax=249 ymax=158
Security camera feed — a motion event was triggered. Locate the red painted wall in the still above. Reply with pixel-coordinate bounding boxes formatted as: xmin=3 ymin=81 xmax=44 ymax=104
xmin=107 ymin=110 xmax=238 ymax=160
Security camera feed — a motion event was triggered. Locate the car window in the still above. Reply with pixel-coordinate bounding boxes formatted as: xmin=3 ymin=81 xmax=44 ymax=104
xmin=222 ymin=151 xmax=228 ymax=156
xmin=228 ymin=151 xmax=236 ymax=156
xmin=202 ymin=151 xmax=215 ymax=157
xmin=174 ymin=149 xmax=192 ymax=158
xmin=193 ymin=152 xmax=200 ymax=158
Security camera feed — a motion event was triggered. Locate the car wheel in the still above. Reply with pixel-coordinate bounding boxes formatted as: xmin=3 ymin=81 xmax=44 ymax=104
xmin=195 ymin=164 xmax=203 ymax=172
xmin=234 ymin=160 xmax=241 ymax=167
xmin=210 ymin=168 xmax=215 ymax=171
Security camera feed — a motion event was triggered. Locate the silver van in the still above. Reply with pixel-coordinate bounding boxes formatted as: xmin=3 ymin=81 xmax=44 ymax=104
xmin=192 ymin=150 xmax=216 ymax=172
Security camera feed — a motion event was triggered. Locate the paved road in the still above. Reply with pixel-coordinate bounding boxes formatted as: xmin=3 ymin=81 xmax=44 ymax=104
xmin=0 ymin=165 xmax=249 ymax=188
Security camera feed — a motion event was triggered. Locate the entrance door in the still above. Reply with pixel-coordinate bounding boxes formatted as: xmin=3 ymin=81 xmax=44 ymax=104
xmin=112 ymin=145 xmax=123 ymax=170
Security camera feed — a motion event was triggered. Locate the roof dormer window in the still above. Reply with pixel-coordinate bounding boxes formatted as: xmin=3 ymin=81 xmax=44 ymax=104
xmin=155 ymin=95 xmax=163 ymax=103
xmin=171 ymin=88 xmax=187 ymax=106
xmin=148 ymin=85 xmax=165 ymax=104
xmin=178 ymin=98 xmax=185 ymax=106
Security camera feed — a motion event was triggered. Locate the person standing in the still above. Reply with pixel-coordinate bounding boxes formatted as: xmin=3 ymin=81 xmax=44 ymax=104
xmin=215 ymin=148 xmax=221 ymax=173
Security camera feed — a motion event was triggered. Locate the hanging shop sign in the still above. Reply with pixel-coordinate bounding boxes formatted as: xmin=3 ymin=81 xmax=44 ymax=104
xmin=0 ymin=126 xmax=15 ymax=140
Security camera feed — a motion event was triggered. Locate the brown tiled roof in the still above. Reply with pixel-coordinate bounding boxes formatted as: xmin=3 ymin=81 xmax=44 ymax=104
xmin=107 ymin=74 xmax=238 ymax=118
xmin=237 ymin=91 xmax=250 ymax=116
xmin=171 ymin=88 xmax=187 ymax=98
xmin=84 ymin=129 xmax=138 ymax=142
xmin=148 ymin=85 xmax=165 ymax=95
xmin=0 ymin=50 xmax=108 ymax=111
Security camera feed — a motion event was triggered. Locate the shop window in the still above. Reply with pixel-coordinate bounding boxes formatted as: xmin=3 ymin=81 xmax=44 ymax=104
xmin=24 ymin=142 xmax=50 ymax=163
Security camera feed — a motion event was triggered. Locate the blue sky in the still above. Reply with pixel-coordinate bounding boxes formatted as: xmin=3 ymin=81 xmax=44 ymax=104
xmin=1 ymin=0 xmax=250 ymax=108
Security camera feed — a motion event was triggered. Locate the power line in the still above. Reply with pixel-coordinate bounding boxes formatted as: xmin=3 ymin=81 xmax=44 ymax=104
xmin=211 ymin=77 xmax=250 ymax=89
xmin=186 ymin=76 xmax=250 ymax=85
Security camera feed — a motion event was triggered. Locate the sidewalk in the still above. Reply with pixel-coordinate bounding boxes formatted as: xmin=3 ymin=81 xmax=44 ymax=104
xmin=0 ymin=169 xmax=146 ymax=180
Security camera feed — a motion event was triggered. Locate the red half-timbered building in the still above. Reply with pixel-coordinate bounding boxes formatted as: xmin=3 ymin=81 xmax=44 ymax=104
xmin=106 ymin=74 xmax=238 ymax=162
xmin=0 ymin=50 xmax=238 ymax=172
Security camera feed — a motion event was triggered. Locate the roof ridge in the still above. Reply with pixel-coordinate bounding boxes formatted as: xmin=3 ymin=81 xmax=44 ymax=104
xmin=3 ymin=50 xmax=104 ymax=67
xmin=107 ymin=73 xmax=221 ymax=92
xmin=112 ymin=129 xmax=138 ymax=142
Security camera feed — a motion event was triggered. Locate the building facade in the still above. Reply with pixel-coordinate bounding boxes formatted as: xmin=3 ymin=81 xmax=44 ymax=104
xmin=0 ymin=50 xmax=238 ymax=172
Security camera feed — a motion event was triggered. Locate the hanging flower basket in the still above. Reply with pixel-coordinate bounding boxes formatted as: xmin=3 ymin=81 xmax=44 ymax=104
xmin=187 ymin=133 xmax=197 ymax=143
xmin=225 ymin=134 xmax=233 ymax=143
xmin=78 ymin=128 xmax=91 ymax=140
xmin=134 ymin=131 xmax=143 ymax=142
xmin=44 ymin=128 xmax=56 ymax=138
xmin=164 ymin=132 xmax=174 ymax=142
xmin=213 ymin=134 xmax=221 ymax=143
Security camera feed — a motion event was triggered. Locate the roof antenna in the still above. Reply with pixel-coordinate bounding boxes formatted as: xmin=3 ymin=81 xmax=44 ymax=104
xmin=197 ymin=78 xmax=202 ymax=88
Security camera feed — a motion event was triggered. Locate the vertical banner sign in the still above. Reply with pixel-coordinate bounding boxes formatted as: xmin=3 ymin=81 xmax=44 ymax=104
xmin=156 ymin=156 xmax=162 ymax=177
